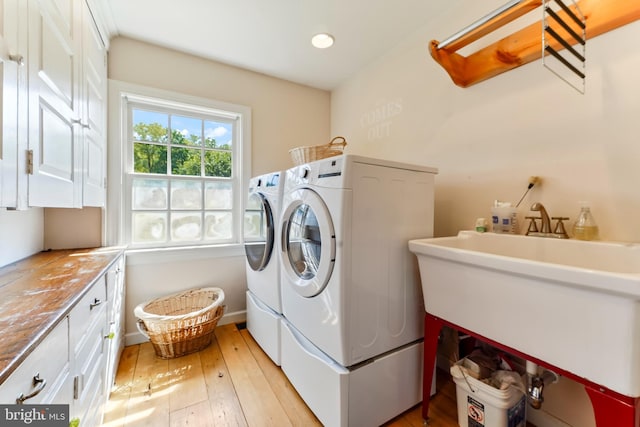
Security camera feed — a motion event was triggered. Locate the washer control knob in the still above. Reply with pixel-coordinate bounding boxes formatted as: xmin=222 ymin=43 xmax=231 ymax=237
xmin=301 ymin=168 xmax=310 ymax=179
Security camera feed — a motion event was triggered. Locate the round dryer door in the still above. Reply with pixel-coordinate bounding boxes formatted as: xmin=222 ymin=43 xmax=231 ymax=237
xmin=244 ymin=192 xmax=275 ymax=271
xmin=281 ymin=188 xmax=335 ymax=297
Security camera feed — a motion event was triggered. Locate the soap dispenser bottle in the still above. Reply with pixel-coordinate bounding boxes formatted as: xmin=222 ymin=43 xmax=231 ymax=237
xmin=572 ymin=202 xmax=599 ymax=240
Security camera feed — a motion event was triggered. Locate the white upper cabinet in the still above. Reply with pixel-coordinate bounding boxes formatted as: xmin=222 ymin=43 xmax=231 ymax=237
xmin=0 ymin=0 xmax=107 ymax=209
xmin=27 ymin=0 xmax=83 ymax=207
xmin=0 ymin=0 xmax=26 ymax=209
xmin=81 ymin=1 xmax=107 ymax=207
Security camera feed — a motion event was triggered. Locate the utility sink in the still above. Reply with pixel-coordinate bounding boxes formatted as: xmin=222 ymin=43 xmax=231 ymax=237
xmin=409 ymin=231 xmax=640 ymax=397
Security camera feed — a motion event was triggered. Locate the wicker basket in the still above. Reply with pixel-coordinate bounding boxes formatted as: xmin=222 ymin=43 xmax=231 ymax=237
xmin=134 ymin=287 xmax=225 ymax=359
xmin=289 ymin=136 xmax=347 ymax=166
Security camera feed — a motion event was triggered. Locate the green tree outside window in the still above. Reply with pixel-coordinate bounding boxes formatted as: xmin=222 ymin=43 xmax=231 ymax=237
xmin=133 ymin=122 xmax=231 ymax=177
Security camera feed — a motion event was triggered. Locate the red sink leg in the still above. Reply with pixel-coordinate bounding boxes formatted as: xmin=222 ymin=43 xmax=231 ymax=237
xmin=422 ymin=313 xmax=444 ymax=422
xmin=422 ymin=313 xmax=640 ymax=426
xmin=585 ymin=386 xmax=640 ymax=427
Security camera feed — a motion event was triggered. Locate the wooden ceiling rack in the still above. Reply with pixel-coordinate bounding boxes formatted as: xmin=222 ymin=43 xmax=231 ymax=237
xmin=429 ymin=0 xmax=640 ymax=88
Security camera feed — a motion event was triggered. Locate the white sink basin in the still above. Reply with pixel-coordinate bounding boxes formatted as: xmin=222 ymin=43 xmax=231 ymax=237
xmin=409 ymin=230 xmax=640 ymax=397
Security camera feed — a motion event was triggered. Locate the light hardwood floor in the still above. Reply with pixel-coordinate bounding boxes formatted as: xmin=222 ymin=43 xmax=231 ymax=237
xmin=102 ymin=323 xmax=460 ymax=427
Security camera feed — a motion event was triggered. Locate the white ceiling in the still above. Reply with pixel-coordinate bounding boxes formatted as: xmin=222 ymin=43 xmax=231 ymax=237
xmin=95 ymin=0 xmax=452 ymax=91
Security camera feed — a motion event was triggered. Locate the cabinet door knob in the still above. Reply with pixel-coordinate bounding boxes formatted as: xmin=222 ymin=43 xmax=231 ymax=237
xmin=16 ymin=373 xmax=47 ymax=404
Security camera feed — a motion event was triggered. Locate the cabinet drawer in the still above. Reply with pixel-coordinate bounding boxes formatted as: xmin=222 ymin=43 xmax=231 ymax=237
xmin=0 ymin=317 xmax=70 ymax=405
xmin=70 ymin=276 xmax=107 ymax=355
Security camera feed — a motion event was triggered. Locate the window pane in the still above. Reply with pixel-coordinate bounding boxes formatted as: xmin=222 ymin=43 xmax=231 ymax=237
xmin=205 ymin=182 xmax=232 ymax=209
xmin=204 ymin=212 xmax=232 ymax=240
xmin=172 ymin=116 xmax=202 ymax=146
xmin=204 ymin=121 xmax=232 ymax=148
xmin=126 ymin=94 xmax=245 ymax=249
xmin=133 ymin=110 xmax=169 ymax=142
xmin=172 ymin=147 xmax=201 ymax=176
xmin=132 ymin=178 xmax=168 ymax=209
xmin=204 ymin=151 xmax=232 ymax=177
xmin=171 ymin=212 xmax=202 ymax=241
xmin=171 ymin=180 xmax=202 ymax=210
xmin=133 ymin=143 xmax=167 ymax=174
xmin=132 ymin=212 xmax=167 ymax=243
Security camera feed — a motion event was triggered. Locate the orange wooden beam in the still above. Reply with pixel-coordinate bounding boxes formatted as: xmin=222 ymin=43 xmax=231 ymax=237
xmin=430 ymin=0 xmax=640 ymax=88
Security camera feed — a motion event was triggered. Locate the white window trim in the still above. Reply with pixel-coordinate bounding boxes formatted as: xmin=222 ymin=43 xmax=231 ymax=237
xmin=106 ymin=80 xmax=252 ymax=259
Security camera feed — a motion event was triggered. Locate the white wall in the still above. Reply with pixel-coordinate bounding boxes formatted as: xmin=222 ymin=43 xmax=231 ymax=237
xmin=44 ymin=207 xmax=102 ymax=250
xmin=0 ymin=208 xmax=44 ymax=266
xmin=108 ymin=37 xmax=332 ymax=176
xmin=107 ymin=37 xmax=331 ymax=342
xmin=124 ymin=248 xmax=247 ymax=344
xmin=331 ymin=5 xmax=640 ymax=244
xmin=330 ymin=3 xmax=640 ymax=426
xmin=0 ymin=205 xmax=102 ymax=267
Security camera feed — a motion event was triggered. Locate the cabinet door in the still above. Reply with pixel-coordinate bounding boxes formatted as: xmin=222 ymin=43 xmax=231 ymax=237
xmin=104 ymin=254 xmax=125 ymax=394
xmin=27 ymin=0 xmax=82 ymax=207
xmin=81 ymin=1 xmax=106 ymax=207
xmin=0 ymin=317 xmax=71 ymax=405
xmin=69 ymin=275 xmax=107 ymax=424
xmin=0 ymin=0 xmax=21 ymax=208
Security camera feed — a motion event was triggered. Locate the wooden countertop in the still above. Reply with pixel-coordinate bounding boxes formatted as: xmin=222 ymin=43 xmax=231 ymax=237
xmin=0 ymin=247 xmax=125 ymax=384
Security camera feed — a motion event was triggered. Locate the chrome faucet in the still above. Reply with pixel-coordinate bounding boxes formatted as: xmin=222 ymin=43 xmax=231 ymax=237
xmin=527 ymin=203 xmax=569 ymax=239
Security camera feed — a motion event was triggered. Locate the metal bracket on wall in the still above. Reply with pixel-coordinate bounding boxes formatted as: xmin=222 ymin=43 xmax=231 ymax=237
xmin=542 ymin=0 xmax=586 ymax=93
xmin=428 ymin=0 xmax=640 ymax=89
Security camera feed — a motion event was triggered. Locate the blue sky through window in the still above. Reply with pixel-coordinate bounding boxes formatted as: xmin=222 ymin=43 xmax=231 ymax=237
xmin=133 ymin=109 xmax=233 ymax=147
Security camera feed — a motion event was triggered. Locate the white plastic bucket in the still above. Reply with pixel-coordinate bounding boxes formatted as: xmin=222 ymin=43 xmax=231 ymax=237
xmin=451 ymin=361 xmax=526 ymax=427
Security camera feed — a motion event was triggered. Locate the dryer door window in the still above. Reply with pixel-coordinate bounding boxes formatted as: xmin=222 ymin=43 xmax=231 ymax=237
xmin=244 ymin=192 xmax=275 ymax=271
xmin=281 ymin=189 xmax=335 ymax=297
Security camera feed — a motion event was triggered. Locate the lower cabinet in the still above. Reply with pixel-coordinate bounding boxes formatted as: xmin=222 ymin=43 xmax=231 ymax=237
xmin=0 ymin=316 xmax=72 ymax=405
xmin=0 ymin=252 xmax=125 ymax=426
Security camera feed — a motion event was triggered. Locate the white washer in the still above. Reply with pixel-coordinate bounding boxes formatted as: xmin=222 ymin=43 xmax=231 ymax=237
xmin=244 ymin=170 xmax=284 ymax=365
xmin=279 ymin=154 xmax=437 ymax=426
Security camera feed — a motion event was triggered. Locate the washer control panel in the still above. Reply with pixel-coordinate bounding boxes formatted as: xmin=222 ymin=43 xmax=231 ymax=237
xmin=285 ymin=155 xmax=346 ymax=190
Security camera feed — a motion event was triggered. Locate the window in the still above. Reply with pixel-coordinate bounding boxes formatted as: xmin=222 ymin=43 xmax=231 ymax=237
xmin=111 ymin=83 xmax=251 ymax=250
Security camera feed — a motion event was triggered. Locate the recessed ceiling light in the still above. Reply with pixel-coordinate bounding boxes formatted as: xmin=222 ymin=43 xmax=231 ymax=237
xmin=311 ymin=33 xmax=334 ymax=49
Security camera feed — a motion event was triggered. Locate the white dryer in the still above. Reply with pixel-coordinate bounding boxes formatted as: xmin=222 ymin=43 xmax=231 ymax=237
xmin=279 ymin=154 xmax=437 ymax=426
xmin=244 ymin=171 xmax=284 ymax=365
